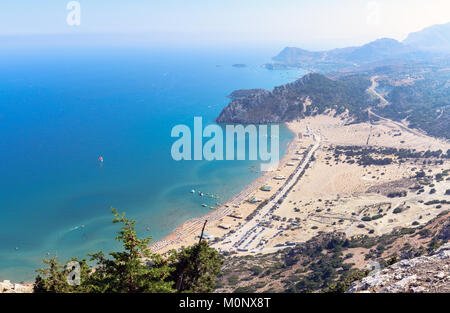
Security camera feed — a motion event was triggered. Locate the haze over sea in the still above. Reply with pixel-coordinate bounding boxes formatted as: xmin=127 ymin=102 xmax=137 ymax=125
xmin=0 ymin=43 xmax=302 ymax=281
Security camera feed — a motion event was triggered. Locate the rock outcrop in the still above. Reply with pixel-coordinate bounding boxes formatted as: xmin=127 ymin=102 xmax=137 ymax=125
xmin=227 ymin=89 xmax=269 ymax=100
xmin=0 ymin=280 xmax=33 ymax=293
xmin=347 ymin=243 xmax=450 ymax=293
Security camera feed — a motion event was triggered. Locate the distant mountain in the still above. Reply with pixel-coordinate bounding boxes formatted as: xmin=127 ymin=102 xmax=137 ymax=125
xmin=271 ymin=38 xmax=416 ymax=71
xmin=344 ymin=38 xmax=410 ymax=63
xmin=270 ymin=22 xmax=450 ymax=71
xmin=403 ymin=22 xmax=450 ymax=52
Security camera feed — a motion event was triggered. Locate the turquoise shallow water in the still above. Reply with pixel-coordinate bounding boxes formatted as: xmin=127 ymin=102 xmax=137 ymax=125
xmin=0 ymin=45 xmax=302 ymax=281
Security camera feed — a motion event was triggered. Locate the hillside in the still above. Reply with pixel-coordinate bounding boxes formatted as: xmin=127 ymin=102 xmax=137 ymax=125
xmin=344 ymin=38 xmax=410 ymax=63
xmin=374 ymin=68 xmax=450 ymax=139
xmin=215 ymin=211 xmax=449 ymax=293
xmin=224 ymin=23 xmax=450 ymax=138
xmin=403 ymin=22 xmax=450 ymax=52
xmin=216 ymin=73 xmax=375 ymax=124
xmin=218 ymin=58 xmax=450 ymax=140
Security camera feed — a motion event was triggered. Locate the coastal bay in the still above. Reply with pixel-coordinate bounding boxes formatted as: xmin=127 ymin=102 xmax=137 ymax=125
xmin=0 ymin=46 xmax=302 ymax=282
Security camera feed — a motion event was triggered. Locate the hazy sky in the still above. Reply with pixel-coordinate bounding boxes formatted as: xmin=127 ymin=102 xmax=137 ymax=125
xmin=1 ymin=0 xmax=449 ymax=49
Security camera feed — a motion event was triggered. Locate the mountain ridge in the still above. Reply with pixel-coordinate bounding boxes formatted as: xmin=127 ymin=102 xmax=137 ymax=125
xmin=403 ymin=22 xmax=450 ymax=52
xmin=270 ymin=22 xmax=450 ymax=71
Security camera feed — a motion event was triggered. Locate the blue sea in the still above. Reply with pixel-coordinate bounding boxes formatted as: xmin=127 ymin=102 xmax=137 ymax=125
xmin=0 ymin=43 xmax=302 ymax=281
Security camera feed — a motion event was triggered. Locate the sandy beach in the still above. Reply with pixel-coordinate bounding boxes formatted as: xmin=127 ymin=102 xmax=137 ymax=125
xmin=150 ymin=113 xmax=450 ymax=255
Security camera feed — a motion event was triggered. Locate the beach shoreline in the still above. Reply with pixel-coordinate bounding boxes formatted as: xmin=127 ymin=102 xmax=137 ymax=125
xmin=149 ymin=122 xmax=301 ymax=253
xmin=150 ymin=113 xmax=450 ymax=255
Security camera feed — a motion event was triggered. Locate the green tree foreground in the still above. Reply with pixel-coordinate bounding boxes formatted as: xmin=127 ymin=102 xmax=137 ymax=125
xmin=34 ymin=208 xmax=222 ymax=293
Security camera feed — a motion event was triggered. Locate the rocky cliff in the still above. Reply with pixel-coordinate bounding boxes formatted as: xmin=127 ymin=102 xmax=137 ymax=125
xmin=348 ymin=242 xmax=450 ymax=293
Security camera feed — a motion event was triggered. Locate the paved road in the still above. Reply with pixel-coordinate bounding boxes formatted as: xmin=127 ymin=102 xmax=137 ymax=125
xmin=218 ymin=131 xmax=322 ymax=252
xmin=368 ymin=108 xmax=427 ymax=139
xmin=367 ymin=76 xmax=428 ymax=139
xmin=368 ymin=75 xmax=388 ymax=107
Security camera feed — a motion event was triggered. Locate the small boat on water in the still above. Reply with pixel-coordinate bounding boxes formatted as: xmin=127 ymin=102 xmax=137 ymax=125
xmin=201 ymin=204 xmax=208 ymax=207
xmin=98 ymin=156 xmax=104 ymax=163
xmin=190 ymin=189 xmax=195 ymax=194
